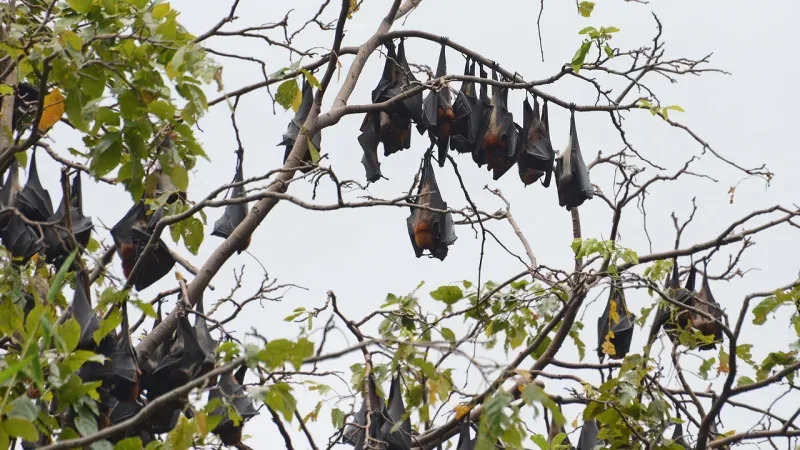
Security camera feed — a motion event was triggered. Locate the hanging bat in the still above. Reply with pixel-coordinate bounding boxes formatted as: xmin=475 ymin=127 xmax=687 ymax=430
xmin=358 ymin=113 xmax=383 ymax=182
xmin=16 ymin=151 xmax=53 ymax=222
xmin=12 ymin=82 xmax=39 ymax=131
xmin=0 ymin=161 xmax=42 ymax=264
xmin=110 ymin=303 xmax=141 ymax=401
xmin=471 ymin=65 xmax=491 ymax=167
xmin=209 ymin=365 xmax=259 ymax=446
xmin=518 ymin=97 xmax=555 ymax=187
xmin=688 ymin=264 xmax=724 ymax=350
xmin=342 ymin=374 xmax=383 ymax=448
xmin=379 ymin=375 xmax=412 ymax=450
xmin=279 ymin=78 xmax=321 ymax=172
xmin=479 ymin=69 xmax=518 ymax=180
xmin=193 ymin=295 xmax=217 ymax=376
xmin=139 ymin=300 xmax=167 ymax=392
xmin=555 ymin=112 xmax=594 ymax=210
xmin=576 ymin=419 xmax=601 ymax=450
xmin=406 ymin=156 xmax=457 ymax=260
xmin=43 ymin=172 xmax=93 ymax=267
xmin=73 ymin=274 xmax=102 ymax=351
xmin=597 ymin=281 xmax=636 ymax=361
xmin=211 ymin=150 xmax=250 ymax=253
xmin=111 ymin=203 xmax=176 ymax=290
xmin=450 ymin=58 xmax=481 ymax=155
xmin=670 ymin=412 xmax=688 ymax=448
xmin=1 ymin=215 xmax=43 ymax=264
xmin=371 ymin=40 xmax=423 ymax=156
xmin=150 ymin=309 xmax=208 ymax=393
xmin=455 ymin=419 xmax=475 ymax=450
xmin=647 ymin=260 xmax=690 ymax=348
xmin=418 ymin=45 xmax=455 ymax=167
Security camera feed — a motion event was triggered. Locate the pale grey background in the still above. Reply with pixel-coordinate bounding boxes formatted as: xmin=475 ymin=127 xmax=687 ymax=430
xmin=42 ymin=0 xmax=800 ymax=447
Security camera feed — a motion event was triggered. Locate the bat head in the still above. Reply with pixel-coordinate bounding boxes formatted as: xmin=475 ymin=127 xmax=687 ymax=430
xmin=211 ymin=152 xmax=249 ymax=251
xmin=16 ymin=152 xmax=53 ymax=222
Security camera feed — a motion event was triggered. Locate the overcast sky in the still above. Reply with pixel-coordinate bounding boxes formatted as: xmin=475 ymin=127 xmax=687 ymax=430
xmin=42 ymin=0 xmax=800 ymax=447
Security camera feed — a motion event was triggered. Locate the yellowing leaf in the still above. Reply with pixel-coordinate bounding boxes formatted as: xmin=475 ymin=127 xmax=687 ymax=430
xmin=152 ymin=2 xmax=171 ymax=20
xmin=609 ymin=299 xmax=620 ymax=324
xmin=291 ymin=87 xmax=302 ymax=112
xmin=38 ymin=88 xmax=65 ymax=131
xmin=454 ymin=404 xmax=471 ymax=420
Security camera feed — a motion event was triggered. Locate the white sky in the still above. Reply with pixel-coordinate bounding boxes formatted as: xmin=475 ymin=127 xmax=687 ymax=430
xmin=40 ymin=0 xmax=800 ymax=447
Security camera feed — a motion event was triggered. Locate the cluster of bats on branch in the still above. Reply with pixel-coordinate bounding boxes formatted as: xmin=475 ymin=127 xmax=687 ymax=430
xmin=277 ymin=40 xmax=594 ymax=262
xmin=5 ymin=86 xmax=258 ymax=447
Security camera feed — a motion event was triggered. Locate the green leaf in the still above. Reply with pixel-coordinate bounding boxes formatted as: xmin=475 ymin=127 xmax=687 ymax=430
xmin=578 ymin=1 xmax=595 ymax=17
xmin=67 ymin=0 xmax=93 ymax=13
xmin=275 ymin=80 xmax=300 ymax=111
xmin=430 ymin=286 xmax=464 ymax=304
xmin=57 ymin=317 xmax=82 ymax=352
xmin=0 ymin=355 xmax=34 ymax=385
xmin=736 ymin=376 xmax=754 ymax=388
xmin=604 ymin=43 xmax=614 ymax=58
xmin=441 ymin=327 xmax=456 ymax=343
xmin=180 ymin=217 xmax=204 ymax=255
xmin=170 ymin=165 xmax=189 ymax=192
xmin=149 ymin=100 xmax=176 ymax=120
xmin=263 ymin=382 xmax=296 ymax=421
xmin=699 ymin=357 xmax=716 ymax=380
xmin=152 ymin=3 xmax=171 ymax=20
xmin=8 ymin=396 xmax=39 ymax=421
xmin=298 ymin=69 xmax=321 ymax=89
xmin=0 ymin=84 xmax=13 ymax=95
xmin=94 ymin=307 xmax=122 ymax=345
xmin=331 ymin=408 xmax=345 ymax=429
xmin=2 ymin=418 xmax=38 ymax=442
xmin=306 ymin=137 xmax=320 ymax=164
xmin=167 ymin=415 xmax=193 ymax=450
xmin=48 ymin=250 xmax=78 ymax=303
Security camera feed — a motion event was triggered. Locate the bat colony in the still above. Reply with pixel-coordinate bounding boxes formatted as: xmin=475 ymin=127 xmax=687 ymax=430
xmin=1 ymin=38 xmax=725 ymax=448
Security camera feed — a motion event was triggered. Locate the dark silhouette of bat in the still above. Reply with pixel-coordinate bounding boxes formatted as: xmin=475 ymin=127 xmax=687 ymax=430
xmin=577 ymin=419 xmax=601 ymax=450
xmin=547 ymin=406 xmax=574 ymax=449
xmin=518 ymin=97 xmax=555 ymax=187
xmin=0 ymin=161 xmax=42 ymax=264
xmin=671 ymin=412 xmax=688 ymax=448
xmin=371 ymin=39 xmax=423 ymax=156
xmin=450 ymin=58 xmax=481 ymax=155
xmin=16 ymin=151 xmax=53 ymax=221
xmin=209 ymin=365 xmax=259 ymax=446
xmin=139 ymin=300 xmax=166 ymax=391
xmin=211 ymin=149 xmax=250 ymax=253
xmin=379 ymin=375 xmax=412 ymax=450
xmin=111 ymin=203 xmax=176 ymax=290
xmin=418 ymin=45 xmax=455 ymax=167
xmin=555 ymin=112 xmax=593 ymax=210
xmin=688 ymin=264 xmax=724 ymax=350
xmin=110 ymin=304 xmax=141 ymax=401
xmin=597 ymin=281 xmax=636 ymax=361
xmin=73 ymin=274 xmax=101 ymax=351
xmin=478 ymin=69 xmax=518 ymax=180
xmin=647 ymin=261 xmax=689 ymax=348
xmin=43 ymin=172 xmax=93 ymax=267
xmin=343 ymin=374 xmax=383 ymax=448
xmin=358 ymin=112 xmax=383 ymax=182
xmin=406 ymin=155 xmax=457 ymax=260
xmin=456 ymin=419 xmax=475 ymax=450
xmin=471 ymin=65 xmax=491 ymax=167
xmin=150 ymin=308 xmax=208 ymax=392
xmin=279 ymin=78 xmax=321 ymax=172
xmin=193 ymin=295 xmax=216 ymax=376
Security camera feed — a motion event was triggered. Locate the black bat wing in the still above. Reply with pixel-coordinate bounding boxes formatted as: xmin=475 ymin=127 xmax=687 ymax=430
xmin=1 ymin=215 xmax=43 ymax=264
xmin=72 ymin=275 xmax=101 ymax=350
xmin=177 ymin=312 xmax=207 ymax=381
xmin=345 ymin=374 xmax=383 ymax=449
xmin=109 ymin=399 xmax=143 ymax=424
xmin=0 ymin=160 xmax=20 ymax=214
xmin=450 ymin=59 xmax=479 ymax=154
xmin=456 ymin=420 xmax=475 ymax=450
xmin=576 ymin=419 xmax=600 ymax=450
xmin=556 ymin=113 xmax=593 ymax=210
xmin=282 ymin=79 xmax=320 ymax=173
xmin=212 ymin=154 xmax=249 ymax=246
xmin=130 ymin=222 xmax=176 ymax=291
xmin=471 ymin=65 xmax=491 ymax=167
xmin=408 ymin=157 xmax=456 ymax=260
xmin=12 ymin=83 xmax=39 ymax=131
xmin=597 ymin=283 xmax=636 ymax=360
xmin=111 ymin=305 xmax=141 ymax=401
xmin=396 ymin=39 xmax=423 ymax=122
xmin=358 ymin=113 xmax=383 ymax=182
xmin=16 ymin=152 xmax=53 ymax=221
xmin=194 ymin=296 xmax=217 ymax=375
xmin=381 ymin=112 xmax=413 ymax=156
xmin=372 ymin=41 xmax=399 ymax=104
xmin=44 ymin=173 xmax=93 ymax=266
xmin=111 ymin=203 xmax=146 ymax=247
xmin=379 ymin=375 xmax=412 ymax=450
